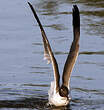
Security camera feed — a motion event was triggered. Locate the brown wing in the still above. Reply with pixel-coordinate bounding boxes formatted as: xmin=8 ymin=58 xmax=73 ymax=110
xmin=62 ymin=5 xmax=80 ymax=88
xmin=28 ymin=2 xmax=60 ymax=92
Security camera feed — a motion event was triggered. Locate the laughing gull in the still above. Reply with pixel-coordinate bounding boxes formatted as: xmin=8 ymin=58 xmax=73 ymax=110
xmin=28 ymin=2 xmax=80 ymax=106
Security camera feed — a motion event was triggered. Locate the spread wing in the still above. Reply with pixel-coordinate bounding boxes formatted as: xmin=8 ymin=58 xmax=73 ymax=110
xmin=28 ymin=2 xmax=60 ymax=92
xmin=62 ymin=5 xmax=80 ymax=88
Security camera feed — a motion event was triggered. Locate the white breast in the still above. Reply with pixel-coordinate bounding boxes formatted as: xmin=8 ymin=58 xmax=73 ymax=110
xmin=48 ymin=81 xmax=71 ymax=106
xmin=49 ymin=92 xmax=69 ymax=106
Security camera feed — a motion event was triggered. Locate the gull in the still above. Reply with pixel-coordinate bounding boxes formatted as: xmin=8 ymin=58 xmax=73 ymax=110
xmin=28 ymin=2 xmax=80 ymax=107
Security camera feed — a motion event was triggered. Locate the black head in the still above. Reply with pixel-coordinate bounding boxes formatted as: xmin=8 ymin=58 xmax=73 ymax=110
xmin=59 ymin=85 xmax=69 ymax=97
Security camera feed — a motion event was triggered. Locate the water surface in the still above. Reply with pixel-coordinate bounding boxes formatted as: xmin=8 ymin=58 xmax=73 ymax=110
xmin=0 ymin=0 xmax=104 ymax=109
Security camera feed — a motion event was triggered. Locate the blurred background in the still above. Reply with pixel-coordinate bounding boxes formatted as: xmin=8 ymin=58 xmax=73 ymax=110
xmin=0 ymin=0 xmax=104 ymax=109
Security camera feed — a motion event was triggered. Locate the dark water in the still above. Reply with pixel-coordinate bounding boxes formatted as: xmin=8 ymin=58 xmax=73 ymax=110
xmin=0 ymin=0 xmax=104 ymax=109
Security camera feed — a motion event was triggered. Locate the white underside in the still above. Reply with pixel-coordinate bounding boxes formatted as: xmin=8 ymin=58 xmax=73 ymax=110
xmin=48 ymin=81 xmax=71 ymax=106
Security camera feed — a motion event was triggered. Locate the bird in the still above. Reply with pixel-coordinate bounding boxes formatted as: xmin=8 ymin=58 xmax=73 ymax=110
xmin=28 ymin=2 xmax=80 ymax=107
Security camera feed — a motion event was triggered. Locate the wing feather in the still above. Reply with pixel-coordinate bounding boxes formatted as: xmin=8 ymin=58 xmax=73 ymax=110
xmin=28 ymin=2 xmax=60 ymax=92
xmin=62 ymin=5 xmax=80 ymax=88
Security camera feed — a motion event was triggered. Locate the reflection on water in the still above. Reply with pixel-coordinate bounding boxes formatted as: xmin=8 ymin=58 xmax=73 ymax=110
xmin=80 ymin=51 xmax=104 ymax=55
xmin=0 ymin=98 xmax=47 ymax=108
xmin=45 ymin=24 xmax=67 ymax=30
xmin=0 ymin=0 xmax=104 ymax=109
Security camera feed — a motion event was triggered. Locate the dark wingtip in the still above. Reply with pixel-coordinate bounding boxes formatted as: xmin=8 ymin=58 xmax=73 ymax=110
xmin=28 ymin=2 xmax=33 ymax=10
xmin=28 ymin=2 xmax=33 ymax=12
xmin=72 ymin=5 xmax=80 ymax=28
xmin=28 ymin=2 xmax=36 ymax=13
xmin=28 ymin=2 xmax=31 ymax=6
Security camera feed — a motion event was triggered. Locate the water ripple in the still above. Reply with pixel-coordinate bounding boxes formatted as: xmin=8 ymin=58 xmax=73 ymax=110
xmin=79 ymin=51 xmax=104 ymax=55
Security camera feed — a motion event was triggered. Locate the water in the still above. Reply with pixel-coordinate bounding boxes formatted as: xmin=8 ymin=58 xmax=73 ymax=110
xmin=0 ymin=0 xmax=104 ymax=109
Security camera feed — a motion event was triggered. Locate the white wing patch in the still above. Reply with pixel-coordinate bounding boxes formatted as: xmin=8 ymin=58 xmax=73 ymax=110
xmin=44 ymin=53 xmax=51 ymax=64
